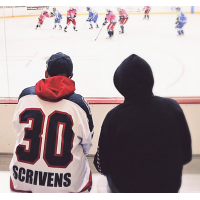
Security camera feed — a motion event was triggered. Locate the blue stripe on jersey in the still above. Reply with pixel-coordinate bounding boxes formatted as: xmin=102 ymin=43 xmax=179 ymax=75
xmin=18 ymin=86 xmax=36 ymax=102
xmin=66 ymin=93 xmax=94 ymax=135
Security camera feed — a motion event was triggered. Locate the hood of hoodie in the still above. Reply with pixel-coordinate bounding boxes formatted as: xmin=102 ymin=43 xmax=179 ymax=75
xmin=114 ymin=54 xmax=154 ymax=100
xmin=35 ymin=76 xmax=75 ymax=102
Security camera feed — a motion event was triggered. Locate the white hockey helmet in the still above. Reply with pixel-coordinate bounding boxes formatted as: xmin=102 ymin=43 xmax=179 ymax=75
xmin=43 ymin=8 xmax=48 ymax=13
xmin=117 ymin=7 xmax=122 ymax=12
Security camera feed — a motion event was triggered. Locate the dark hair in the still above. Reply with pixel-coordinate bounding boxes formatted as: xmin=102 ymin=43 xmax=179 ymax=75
xmin=46 ymin=52 xmax=73 ymax=77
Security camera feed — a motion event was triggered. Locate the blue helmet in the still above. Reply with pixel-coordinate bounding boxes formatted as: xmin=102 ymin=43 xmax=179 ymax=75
xmin=53 ymin=7 xmax=56 ymax=11
xmin=86 ymin=7 xmax=90 ymax=11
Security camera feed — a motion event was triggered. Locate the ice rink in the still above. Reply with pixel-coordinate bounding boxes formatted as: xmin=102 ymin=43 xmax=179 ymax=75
xmin=0 ymin=12 xmax=200 ymax=194
xmin=0 ymin=13 xmax=200 ymax=98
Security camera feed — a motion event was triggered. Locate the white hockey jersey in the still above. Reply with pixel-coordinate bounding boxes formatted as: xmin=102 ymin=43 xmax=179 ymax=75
xmin=9 ymin=76 xmax=94 ymax=193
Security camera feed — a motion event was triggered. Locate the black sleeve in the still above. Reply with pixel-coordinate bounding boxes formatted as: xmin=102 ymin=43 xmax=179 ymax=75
xmin=180 ymin=111 xmax=192 ymax=165
xmin=168 ymin=99 xmax=192 ymax=165
xmin=80 ymin=97 xmax=94 ymax=138
xmin=93 ymin=116 xmax=110 ymax=175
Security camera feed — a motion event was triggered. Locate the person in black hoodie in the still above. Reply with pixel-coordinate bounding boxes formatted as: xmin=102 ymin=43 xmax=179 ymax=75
xmin=93 ymin=54 xmax=192 ymax=193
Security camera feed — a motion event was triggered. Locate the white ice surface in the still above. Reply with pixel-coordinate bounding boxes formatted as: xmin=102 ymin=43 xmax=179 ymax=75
xmin=0 ymin=14 xmax=200 ymax=98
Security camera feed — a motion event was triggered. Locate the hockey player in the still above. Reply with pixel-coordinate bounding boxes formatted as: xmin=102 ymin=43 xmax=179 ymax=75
xmin=117 ymin=7 xmax=129 ymax=34
xmin=9 ymin=52 xmax=94 ymax=193
xmin=51 ymin=7 xmax=62 ymax=30
xmin=86 ymin=7 xmax=99 ymax=29
xmin=64 ymin=7 xmax=78 ymax=32
xmin=103 ymin=9 xmax=117 ymax=39
xmin=175 ymin=7 xmax=187 ymax=36
xmin=143 ymin=6 xmax=151 ymax=20
xmin=35 ymin=8 xmax=50 ymax=30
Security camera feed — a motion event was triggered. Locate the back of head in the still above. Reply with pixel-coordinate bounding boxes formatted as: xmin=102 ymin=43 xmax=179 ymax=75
xmin=46 ymin=52 xmax=73 ymax=78
xmin=114 ymin=54 xmax=154 ymax=99
xmin=176 ymin=7 xmax=181 ymax=11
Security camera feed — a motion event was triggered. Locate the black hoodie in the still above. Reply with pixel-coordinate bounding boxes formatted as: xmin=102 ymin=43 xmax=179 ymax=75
xmin=94 ymin=54 xmax=192 ymax=193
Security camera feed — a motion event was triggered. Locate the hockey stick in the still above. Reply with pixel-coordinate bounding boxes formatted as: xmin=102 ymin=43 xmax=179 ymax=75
xmin=138 ymin=8 xmax=144 ymax=12
xmin=95 ymin=25 xmax=103 ymax=41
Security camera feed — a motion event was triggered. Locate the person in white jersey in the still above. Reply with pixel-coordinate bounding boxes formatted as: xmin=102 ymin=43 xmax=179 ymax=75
xmin=9 ymin=52 xmax=94 ymax=193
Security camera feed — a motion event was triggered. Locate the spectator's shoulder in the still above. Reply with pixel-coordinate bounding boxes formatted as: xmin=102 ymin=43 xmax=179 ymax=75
xmin=66 ymin=93 xmax=92 ymax=115
xmin=103 ymin=103 xmax=124 ymax=122
xmin=18 ymin=86 xmax=36 ymax=101
xmin=154 ymin=96 xmax=183 ymax=112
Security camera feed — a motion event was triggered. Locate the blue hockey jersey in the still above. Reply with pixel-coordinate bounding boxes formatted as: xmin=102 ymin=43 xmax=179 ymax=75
xmin=178 ymin=11 xmax=187 ymax=23
xmin=53 ymin=11 xmax=62 ymax=23
xmin=88 ymin=9 xmax=98 ymax=21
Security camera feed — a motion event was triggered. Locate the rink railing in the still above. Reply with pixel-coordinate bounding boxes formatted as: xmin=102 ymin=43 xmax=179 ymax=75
xmin=1 ymin=12 xmax=200 ymax=19
xmin=1 ymin=6 xmax=200 ymax=18
xmin=0 ymin=97 xmax=200 ymax=104
xmin=0 ymin=96 xmax=200 ymax=154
